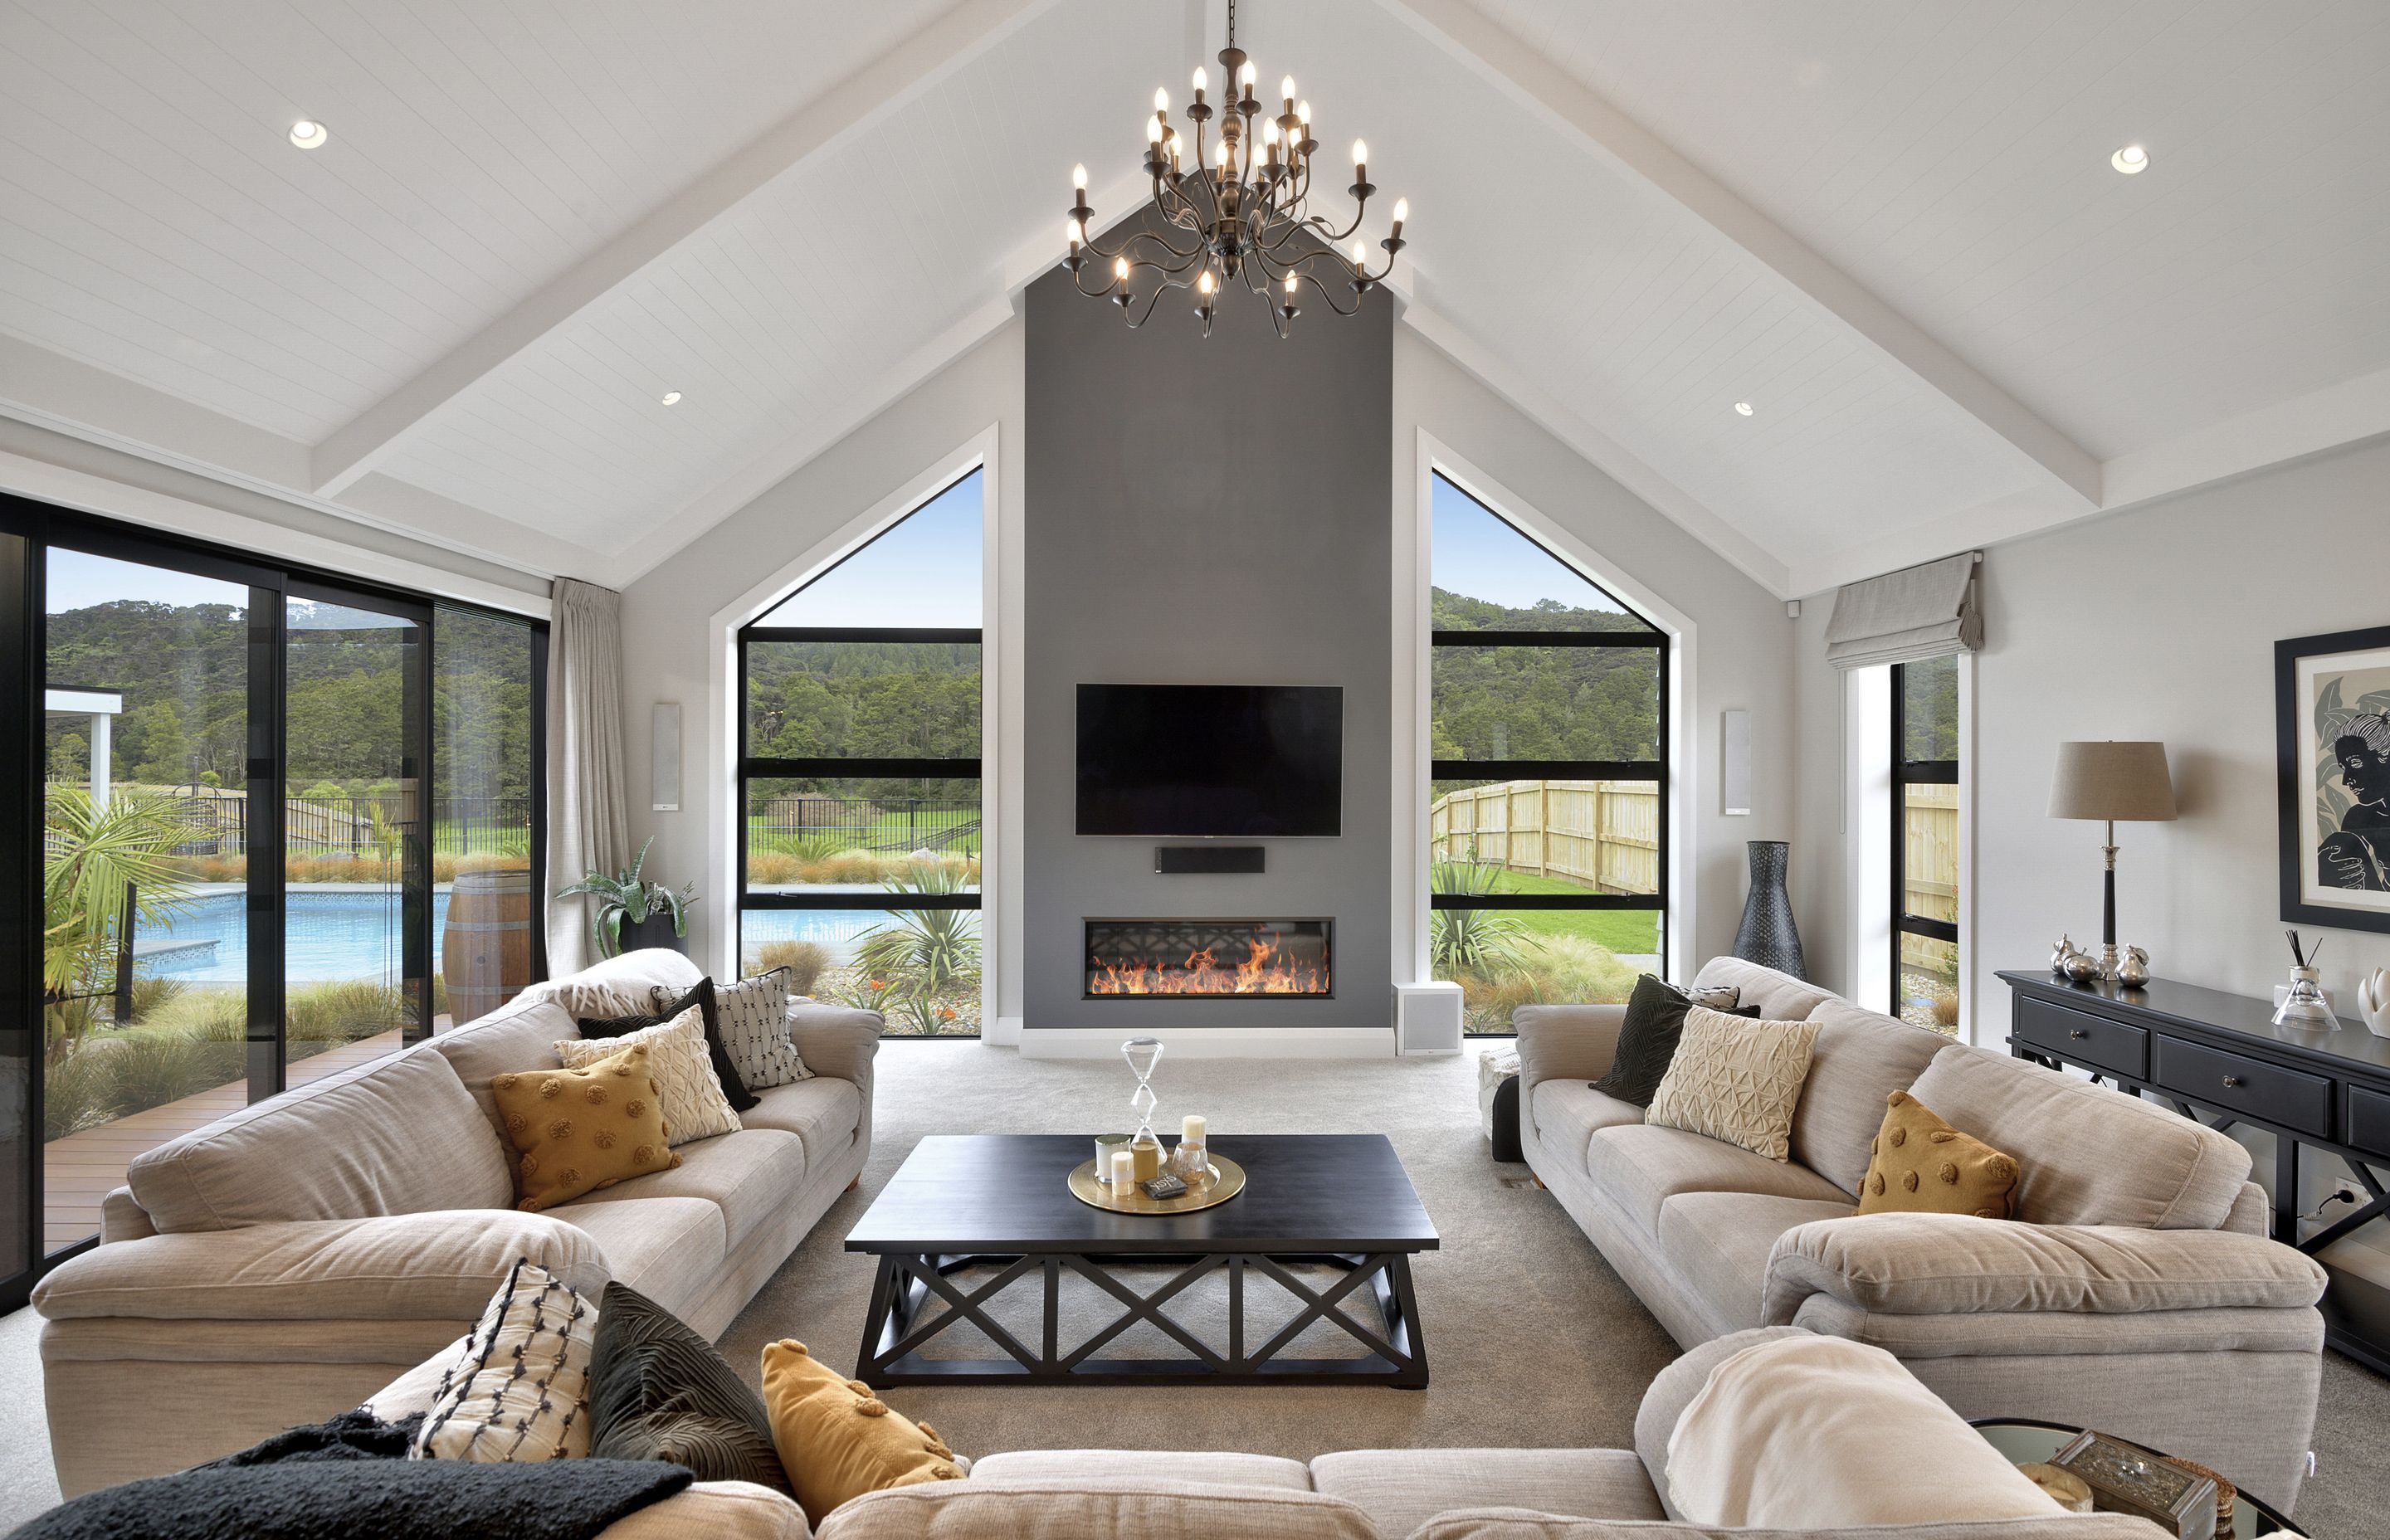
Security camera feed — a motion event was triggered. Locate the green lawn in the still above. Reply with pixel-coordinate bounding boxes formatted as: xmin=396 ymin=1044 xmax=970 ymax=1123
xmin=749 ymin=810 xmax=981 ymax=855
xmin=1471 ymin=869 xmax=1659 ymax=953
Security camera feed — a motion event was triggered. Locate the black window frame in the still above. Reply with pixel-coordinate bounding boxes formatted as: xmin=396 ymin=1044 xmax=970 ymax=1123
xmin=1 ymin=490 xmax=549 ymax=1310
xmin=734 ymin=470 xmax=983 ymax=1038
xmin=1890 ymin=659 xmax=1960 ymax=1016
xmin=1427 ymin=475 xmax=1671 ymax=1036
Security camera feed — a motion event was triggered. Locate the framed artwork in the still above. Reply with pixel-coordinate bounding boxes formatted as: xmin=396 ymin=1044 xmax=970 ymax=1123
xmin=2277 ymin=623 xmax=2390 ymax=933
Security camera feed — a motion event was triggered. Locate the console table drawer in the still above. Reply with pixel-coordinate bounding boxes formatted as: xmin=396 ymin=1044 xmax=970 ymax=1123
xmin=2350 ymin=1086 xmax=2390 ymax=1161
xmin=2013 ymin=997 xmax=2146 ymax=1079
xmin=2154 ymin=1036 xmax=2333 ymax=1137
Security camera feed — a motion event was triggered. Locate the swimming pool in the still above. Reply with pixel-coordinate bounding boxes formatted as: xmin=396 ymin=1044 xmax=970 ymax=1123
xmin=737 ymin=908 xmax=974 ymax=963
xmin=135 ymin=888 xmax=455 ymax=983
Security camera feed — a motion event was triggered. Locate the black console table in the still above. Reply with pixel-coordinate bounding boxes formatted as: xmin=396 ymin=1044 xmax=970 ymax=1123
xmin=1997 ymin=970 xmax=2390 ymax=1377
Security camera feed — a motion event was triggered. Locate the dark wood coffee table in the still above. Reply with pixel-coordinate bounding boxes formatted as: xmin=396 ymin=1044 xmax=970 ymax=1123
xmin=844 ymin=1133 xmax=1439 ymax=1386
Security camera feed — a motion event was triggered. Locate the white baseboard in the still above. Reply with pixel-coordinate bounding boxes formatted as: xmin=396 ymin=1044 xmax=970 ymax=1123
xmin=1017 ymin=1026 xmax=1394 ymax=1060
xmin=985 ymin=1015 xmax=1024 ymax=1046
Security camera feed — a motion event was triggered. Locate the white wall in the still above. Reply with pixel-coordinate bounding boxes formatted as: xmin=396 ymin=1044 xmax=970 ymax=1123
xmin=1393 ymin=330 xmax=1798 ymax=972
xmin=615 ymin=322 xmax=1025 ymax=1008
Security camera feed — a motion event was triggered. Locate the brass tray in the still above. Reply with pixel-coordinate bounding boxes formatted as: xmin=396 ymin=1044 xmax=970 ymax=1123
xmin=1067 ymin=1153 xmax=1246 ymax=1215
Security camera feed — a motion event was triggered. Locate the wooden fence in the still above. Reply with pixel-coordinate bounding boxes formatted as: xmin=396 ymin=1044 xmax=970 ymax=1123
xmin=1428 ymin=779 xmax=1658 ymax=894
xmin=1903 ymin=782 xmax=1958 ymax=977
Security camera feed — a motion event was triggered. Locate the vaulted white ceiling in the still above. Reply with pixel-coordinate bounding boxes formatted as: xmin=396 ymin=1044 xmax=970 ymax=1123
xmin=3 ymin=0 xmax=2386 ymax=596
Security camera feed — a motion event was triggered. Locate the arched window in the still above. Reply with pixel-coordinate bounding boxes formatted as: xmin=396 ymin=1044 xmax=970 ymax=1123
xmin=1428 ymin=472 xmax=1667 ymax=1033
xmin=736 ymin=469 xmax=983 ymax=1036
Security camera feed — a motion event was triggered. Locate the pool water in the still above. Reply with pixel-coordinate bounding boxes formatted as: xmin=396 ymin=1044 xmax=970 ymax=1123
xmin=738 ymin=908 xmax=977 ymax=963
xmin=135 ymin=888 xmax=456 ymax=983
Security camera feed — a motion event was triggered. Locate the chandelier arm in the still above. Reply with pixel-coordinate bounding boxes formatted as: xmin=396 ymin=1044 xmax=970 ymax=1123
xmin=1149 ymin=181 xmax=1208 ymax=236
xmin=1119 ymin=279 xmax=1178 ymax=330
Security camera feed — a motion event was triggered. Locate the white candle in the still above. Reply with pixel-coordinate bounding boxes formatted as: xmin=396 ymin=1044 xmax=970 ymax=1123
xmin=1183 ymin=1114 xmax=1207 ymax=1141
xmin=1110 ymin=1148 xmax=1136 ymax=1190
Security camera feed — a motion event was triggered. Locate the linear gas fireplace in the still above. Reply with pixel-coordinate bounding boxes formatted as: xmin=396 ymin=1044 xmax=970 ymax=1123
xmin=1085 ymin=919 xmax=1332 ymax=998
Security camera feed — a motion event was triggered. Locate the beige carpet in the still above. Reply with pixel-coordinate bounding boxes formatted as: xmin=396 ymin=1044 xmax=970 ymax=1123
xmin=2 ymin=1039 xmax=2386 ymax=1538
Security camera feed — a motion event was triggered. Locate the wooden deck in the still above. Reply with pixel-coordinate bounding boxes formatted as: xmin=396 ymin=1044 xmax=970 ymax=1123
xmin=42 ymin=1028 xmax=417 ymax=1255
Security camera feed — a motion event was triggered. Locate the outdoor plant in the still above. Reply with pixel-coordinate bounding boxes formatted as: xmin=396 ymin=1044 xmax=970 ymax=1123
xmin=1427 ymin=855 xmax=1528 ymax=981
xmin=749 ymin=938 xmax=829 ymax=996
xmin=558 ymin=836 xmax=698 ymax=959
xmin=853 ymin=861 xmax=981 ymax=1034
xmin=42 ymin=786 xmax=195 ymax=1043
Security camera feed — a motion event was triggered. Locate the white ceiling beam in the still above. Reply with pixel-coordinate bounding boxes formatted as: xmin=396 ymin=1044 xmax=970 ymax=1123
xmin=308 ymin=0 xmax=1061 ymax=500
xmin=1373 ymin=0 xmax=2104 ymax=513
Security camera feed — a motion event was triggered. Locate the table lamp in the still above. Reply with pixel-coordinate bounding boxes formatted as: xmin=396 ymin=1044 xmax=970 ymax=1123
xmin=2047 ymin=741 xmax=2175 ymax=982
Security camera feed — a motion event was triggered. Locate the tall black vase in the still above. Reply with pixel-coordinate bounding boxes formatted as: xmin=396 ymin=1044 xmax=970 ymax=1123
xmin=1732 ymin=841 xmax=1806 ymax=980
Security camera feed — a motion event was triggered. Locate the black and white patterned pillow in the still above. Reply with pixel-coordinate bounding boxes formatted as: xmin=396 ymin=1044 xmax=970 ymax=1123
xmin=410 ymin=1260 xmax=597 ymax=1462
xmin=652 ymin=972 xmax=811 ymax=1091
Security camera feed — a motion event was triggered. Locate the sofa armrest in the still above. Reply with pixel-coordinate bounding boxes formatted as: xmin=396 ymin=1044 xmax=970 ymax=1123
xmin=1631 ymin=1326 xmax=1810 ymax=1518
xmin=788 ymin=1003 xmax=882 ymax=1162
xmin=32 ymin=1209 xmax=607 ymax=1323
xmin=100 ymin=1186 xmax=157 ymax=1243
xmin=1512 ymin=1004 xmax=1628 ymax=1140
xmin=1763 ymin=1214 xmax=2327 ymax=1324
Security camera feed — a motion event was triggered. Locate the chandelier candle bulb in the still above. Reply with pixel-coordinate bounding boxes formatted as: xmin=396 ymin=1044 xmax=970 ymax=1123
xmin=1193 ymin=65 xmax=1207 ymax=97
xmin=1148 ymin=115 xmax=1163 ymax=143
xmin=1281 ymin=76 xmax=1296 ymax=105
xmin=1072 ymin=163 xmax=1087 ymax=190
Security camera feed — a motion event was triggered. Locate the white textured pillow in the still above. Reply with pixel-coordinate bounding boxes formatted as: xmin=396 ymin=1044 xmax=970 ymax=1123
xmin=1646 ymin=1006 xmax=1821 ymax=1162
xmin=658 ymin=972 xmax=812 ymax=1090
xmin=412 ymin=1262 xmax=598 ymax=1462
xmin=554 ymin=1006 xmax=741 ymax=1146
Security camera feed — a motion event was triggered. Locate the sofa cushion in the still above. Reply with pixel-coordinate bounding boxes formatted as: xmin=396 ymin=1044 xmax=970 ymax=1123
xmin=588 ymin=1281 xmax=788 ymax=1492
xmin=742 ymin=1076 xmax=864 ymax=1167
xmin=547 ymin=1195 xmax=727 ymax=1320
xmin=554 ymin=1006 xmax=745 ymax=1146
xmin=815 ymin=1479 xmax=1378 ymax=1540
xmin=1409 ymin=1511 xmax=2168 ymax=1539
xmin=1856 ymin=1090 xmax=2019 ymax=1219
xmin=411 ymin=1260 xmax=598 ymax=1462
xmin=598 ymin=1480 xmax=812 ymax=1540
xmin=563 ymin=1128 xmax=806 ymax=1255
xmin=491 ymin=1043 xmax=683 ymax=1212
xmin=428 ymin=997 xmax=583 ymax=1143
xmin=1584 ymin=1124 xmax=1853 ymax=1235
xmin=1646 ymin=1011 xmax=1821 ymax=1163
xmin=1689 ymin=958 xmax=1833 ymax=1022
xmin=534 ymin=948 xmax=706 ymax=1019
xmin=32 ymin=1209 xmax=607 ymax=1322
xmin=1907 ymin=1044 xmax=2251 ymax=1229
xmin=1529 ymin=1082 xmax=1643 ymax=1167
xmin=761 ymin=1338 xmax=962 ymax=1523
xmin=1310 ymin=1449 xmax=1662 ymax=1536
xmin=127 ymin=1047 xmax=512 ymax=1233
xmin=1789 ymin=998 xmax=1951 ymax=1195
xmin=1594 ymin=976 xmax=1753 ymax=1108
xmin=974 ymin=1450 xmax=1311 ymax=1490
xmin=1655 ymin=1192 xmax=1856 ymax=1334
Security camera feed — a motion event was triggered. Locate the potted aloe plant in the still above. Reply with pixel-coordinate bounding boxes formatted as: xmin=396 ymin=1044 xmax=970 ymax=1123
xmin=558 ymin=836 xmax=697 ymax=958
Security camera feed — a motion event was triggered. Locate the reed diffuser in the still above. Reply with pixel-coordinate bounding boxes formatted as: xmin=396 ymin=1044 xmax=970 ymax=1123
xmin=2271 ymin=932 xmax=2336 ymax=1028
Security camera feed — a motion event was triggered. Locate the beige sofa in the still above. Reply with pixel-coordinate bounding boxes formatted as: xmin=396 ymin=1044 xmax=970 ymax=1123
xmin=339 ymin=1325 xmax=2174 ymax=1538
xmin=1514 ymin=957 xmax=2328 ymax=1513
xmin=32 ymin=948 xmax=880 ymax=1497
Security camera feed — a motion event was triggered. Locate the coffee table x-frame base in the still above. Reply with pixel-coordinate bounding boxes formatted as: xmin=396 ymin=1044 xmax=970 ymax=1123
xmin=856 ymin=1249 xmax=1429 ymax=1387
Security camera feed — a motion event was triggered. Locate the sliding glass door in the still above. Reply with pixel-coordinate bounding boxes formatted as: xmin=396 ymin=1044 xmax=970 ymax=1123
xmin=280 ymin=587 xmax=431 ymax=1082
xmin=0 ymin=493 xmax=545 ymax=1311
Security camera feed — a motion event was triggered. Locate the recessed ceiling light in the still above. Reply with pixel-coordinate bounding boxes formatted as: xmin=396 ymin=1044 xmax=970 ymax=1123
xmin=1734 ymin=402 xmax=1753 ymax=417
xmin=289 ymin=119 xmax=328 ymax=150
xmin=659 ymin=391 xmax=682 ymax=406
xmin=2110 ymin=144 xmax=2148 ymax=174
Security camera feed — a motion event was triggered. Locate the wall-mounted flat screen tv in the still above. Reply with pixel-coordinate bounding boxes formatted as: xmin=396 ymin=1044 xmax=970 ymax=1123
xmin=1076 ymin=684 xmax=1343 ymax=837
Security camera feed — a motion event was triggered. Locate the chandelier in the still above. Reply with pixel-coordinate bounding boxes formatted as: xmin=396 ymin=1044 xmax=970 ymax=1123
xmin=1061 ymin=0 xmax=1407 ymax=339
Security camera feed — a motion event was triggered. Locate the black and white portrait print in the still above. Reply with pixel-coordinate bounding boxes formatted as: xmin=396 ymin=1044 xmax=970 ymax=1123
xmin=2279 ymin=627 xmax=2390 ymax=933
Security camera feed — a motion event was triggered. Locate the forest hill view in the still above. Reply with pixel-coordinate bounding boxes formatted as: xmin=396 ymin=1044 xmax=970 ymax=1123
xmin=1428 ymin=585 xmax=1665 ymax=1030
xmin=41 ymin=586 xmax=536 ymax=1154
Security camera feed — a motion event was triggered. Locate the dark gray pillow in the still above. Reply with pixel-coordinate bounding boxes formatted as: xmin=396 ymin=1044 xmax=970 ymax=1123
xmin=1594 ymin=975 xmax=1758 ymax=1107
xmin=588 ymin=1282 xmax=789 ymax=1493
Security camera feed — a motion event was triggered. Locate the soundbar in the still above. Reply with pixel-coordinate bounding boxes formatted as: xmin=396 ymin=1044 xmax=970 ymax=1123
xmin=1154 ymin=846 xmax=1265 ymax=875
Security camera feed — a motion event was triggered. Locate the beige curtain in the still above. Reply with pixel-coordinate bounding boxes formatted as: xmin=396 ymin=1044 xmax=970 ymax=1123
xmin=544 ymin=578 xmax=631 ymax=973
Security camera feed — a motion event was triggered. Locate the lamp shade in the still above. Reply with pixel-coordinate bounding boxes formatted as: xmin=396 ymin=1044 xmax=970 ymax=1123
xmin=2048 ymin=741 xmax=2176 ymax=821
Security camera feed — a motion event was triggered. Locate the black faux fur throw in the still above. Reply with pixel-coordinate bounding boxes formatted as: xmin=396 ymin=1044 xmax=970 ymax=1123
xmin=9 ymin=1412 xmax=693 ymax=1540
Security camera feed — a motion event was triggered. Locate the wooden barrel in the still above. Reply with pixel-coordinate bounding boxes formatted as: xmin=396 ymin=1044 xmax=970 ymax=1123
xmin=443 ymin=867 xmax=533 ymax=1026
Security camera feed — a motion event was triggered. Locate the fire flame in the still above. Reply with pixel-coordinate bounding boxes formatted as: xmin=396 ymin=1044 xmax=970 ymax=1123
xmin=1089 ymin=934 xmax=1329 ymax=996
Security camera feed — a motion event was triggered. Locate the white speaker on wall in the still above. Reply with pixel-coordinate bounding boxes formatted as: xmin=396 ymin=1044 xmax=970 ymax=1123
xmin=1394 ymin=982 xmax=1465 ymax=1056
xmin=1721 ymin=707 xmax=1752 ymax=816
xmin=651 ymin=703 xmax=681 ymax=812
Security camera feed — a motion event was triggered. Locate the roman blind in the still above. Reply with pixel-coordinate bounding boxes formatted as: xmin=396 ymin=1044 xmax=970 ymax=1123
xmin=1824 ymin=552 xmax=1982 ymax=670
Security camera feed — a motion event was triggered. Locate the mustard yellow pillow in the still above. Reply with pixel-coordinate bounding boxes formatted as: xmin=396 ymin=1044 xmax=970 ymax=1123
xmin=758 ymin=1339 xmax=962 ymax=1523
xmin=1857 ymin=1089 xmax=2020 ymax=1220
xmin=490 ymin=1041 xmax=682 ymax=1212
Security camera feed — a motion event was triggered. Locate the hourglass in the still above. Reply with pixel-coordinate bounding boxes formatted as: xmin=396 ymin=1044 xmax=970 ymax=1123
xmin=1122 ymin=1036 xmax=1164 ymax=1182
